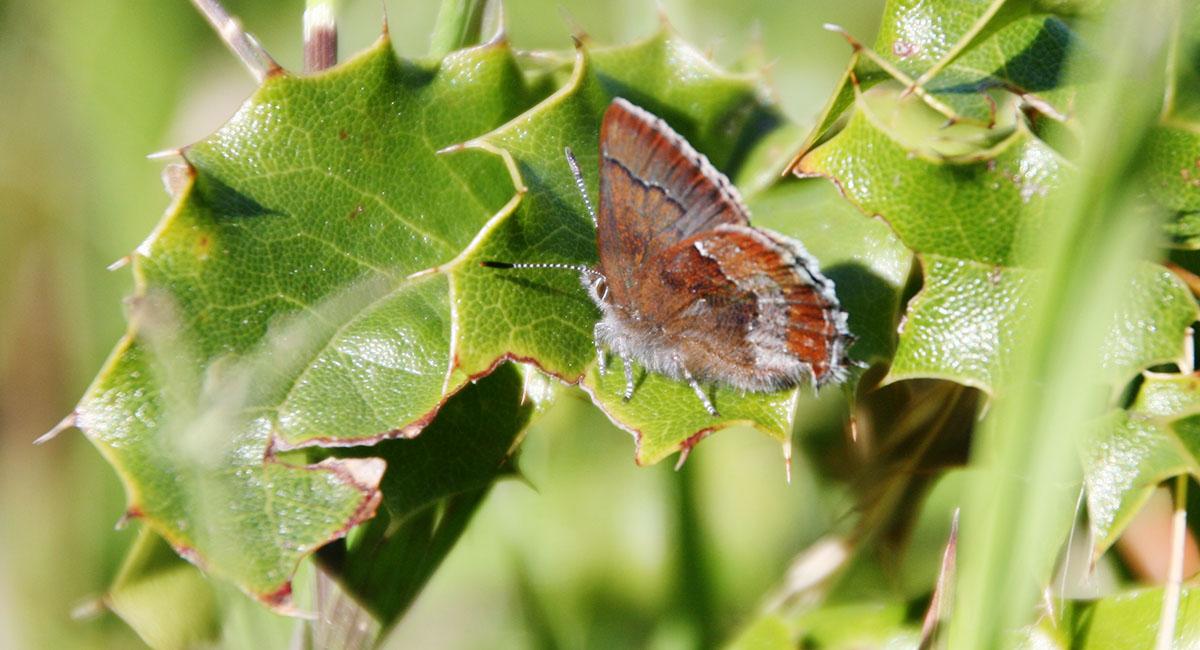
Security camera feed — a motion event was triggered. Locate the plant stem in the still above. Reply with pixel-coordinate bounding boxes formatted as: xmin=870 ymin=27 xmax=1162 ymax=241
xmin=304 ymin=0 xmax=340 ymax=73
xmin=1160 ymin=0 xmax=1182 ymax=120
xmin=429 ymin=0 xmax=490 ymax=58
xmin=672 ymin=466 xmax=717 ymax=648
xmin=918 ymin=510 xmax=959 ymax=650
xmin=1155 ymin=476 xmax=1189 ymax=650
xmin=189 ymin=0 xmax=279 ymax=82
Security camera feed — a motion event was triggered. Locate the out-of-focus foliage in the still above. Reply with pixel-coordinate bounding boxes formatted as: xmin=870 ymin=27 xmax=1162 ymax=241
xmin=0 ymin=1 xmax=883 ymax=648
xmin=8 ymin=0 xmax=1200 ymax=648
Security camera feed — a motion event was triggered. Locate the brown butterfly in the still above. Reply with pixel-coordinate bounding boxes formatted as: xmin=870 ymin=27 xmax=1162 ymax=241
xmin=485 ymin=98 xmax=852 ymax=415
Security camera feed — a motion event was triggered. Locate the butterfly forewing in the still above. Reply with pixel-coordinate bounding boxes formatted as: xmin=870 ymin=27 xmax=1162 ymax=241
xmin=597 ymin=98 xmax=751 ymax=300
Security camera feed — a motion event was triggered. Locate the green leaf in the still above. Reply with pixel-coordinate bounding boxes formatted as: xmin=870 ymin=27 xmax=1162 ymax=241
xmin=946 ymin=1 xmax=1182 ymax=645
xmin=800 ymin=54 xmax=886 ymax=156
xmin=1083 ymin=373 xmax=1200 ymax=556
xmin=793 ymin=603 xmax=918 ymax=649
xmin=1143 ymin=123 xmax=1200 ymax=247
xmin=798 ymin=0 xmax=1081 ymax=153
xmin=724 ymin=614 xmax=791 ymax=650
xmin=76 ymin=34 xmax=551 ymax=606
xmin=875 ymin=0 xmax=1011 ymax=72
xmin=805 ymin=0 xmax=1083 ymax=152
xmin=1068 ymin=587 xmax=1200 ymax=648
xmin=77 ymin=22 xmax=836 ymax=604
xmin=891 ymin=258 xmax=1195 ymax=390
xmin=800 ymin=84 xmax=1062 ymax=266
xmin=874 ymin=1 xmax=1078 ymax=122
xmin=1142 ymin=3 xmax=1200 ymax=246
xmin=319 ymin=363 xmax=532 ymax=629
xmin=104 ymin=527 xmax=219 ymax=650
xmin=798 ymin=83 xmax=1197 ymax=392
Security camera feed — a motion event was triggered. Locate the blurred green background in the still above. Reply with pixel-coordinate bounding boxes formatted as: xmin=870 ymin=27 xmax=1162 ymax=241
xmin=0 ymin=1 xmax=884 ymax=647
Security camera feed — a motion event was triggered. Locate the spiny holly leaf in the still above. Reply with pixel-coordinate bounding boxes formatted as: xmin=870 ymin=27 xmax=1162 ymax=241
xmin=320 ymin=363 xmax=531 ymax=629
xmin=803 ymin=0 xmax=1080 ymax=155
xmin=446 ymin=27 xmax=863 ymax=465
xmin=874 ymin=0 xmax=1079 ymax=123
xmin=75 ymin=34 xmax=552 ymax=607
xmin=800 ymin=84 xmax=1060 ymax=266
xmin=796 ymin=83 xmax=1197 ymax=392
xmin=893 ymin=258 xmax=1195 ymax=390
xmin=801 ymin=54 xmax=886 ymax=156
xmin=875 ymin=0 xmax=1012 ymax=72
xmin=80 ymin=325 xmax=386 ymax=610
xmin=1082 ymin=373 xmax=1200 ymax=557
xmin=176 ymin=35 xmax=552 ymax=450
xmin=76 ymin=20 xmax=843 ymax=604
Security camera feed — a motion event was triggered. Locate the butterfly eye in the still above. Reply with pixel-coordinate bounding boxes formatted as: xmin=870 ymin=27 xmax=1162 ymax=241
xmin=592 ymin=276 xmax=610 ymax=303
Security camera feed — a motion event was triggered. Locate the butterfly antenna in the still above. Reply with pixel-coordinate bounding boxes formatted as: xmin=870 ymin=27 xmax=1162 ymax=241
xmin=564 ymin=147 xmax=597 ymax=228
xmin=481 ymin=260 xmax=601 ymax=279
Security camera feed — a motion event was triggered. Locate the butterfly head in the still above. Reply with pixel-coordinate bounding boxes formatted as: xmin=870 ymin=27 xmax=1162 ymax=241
xmin=582 ymin=269 xmax=610 ymax=306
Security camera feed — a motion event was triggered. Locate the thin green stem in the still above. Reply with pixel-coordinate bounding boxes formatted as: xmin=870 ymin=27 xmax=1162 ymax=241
xmin=1155 ymin=476 xmax=1189 ymax=650
xmin=672 ymin=466 xmax=718 ymax=648
xmin=429 ymin=0 xmax=491 ymax=58
xmin=1160 ymin=0 xmax=1182 ymax=120
xmin=947 ymin=0 xmax=1175 ymax=645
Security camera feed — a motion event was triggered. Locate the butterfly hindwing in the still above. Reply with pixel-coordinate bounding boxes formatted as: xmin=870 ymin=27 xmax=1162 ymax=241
xmin=641 ymin=225 xmax=848 ymax=389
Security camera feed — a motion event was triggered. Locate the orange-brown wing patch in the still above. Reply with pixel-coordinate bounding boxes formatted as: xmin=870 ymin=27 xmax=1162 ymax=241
xmin=678 ymin=226 xmax=846 ymax=385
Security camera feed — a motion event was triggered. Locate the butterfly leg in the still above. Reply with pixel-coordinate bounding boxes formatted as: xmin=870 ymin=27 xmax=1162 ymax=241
xmin=679 ymin=363 xmax=719 ymax=417
xmin=594 ymin=322 xmax=608 ymax=375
